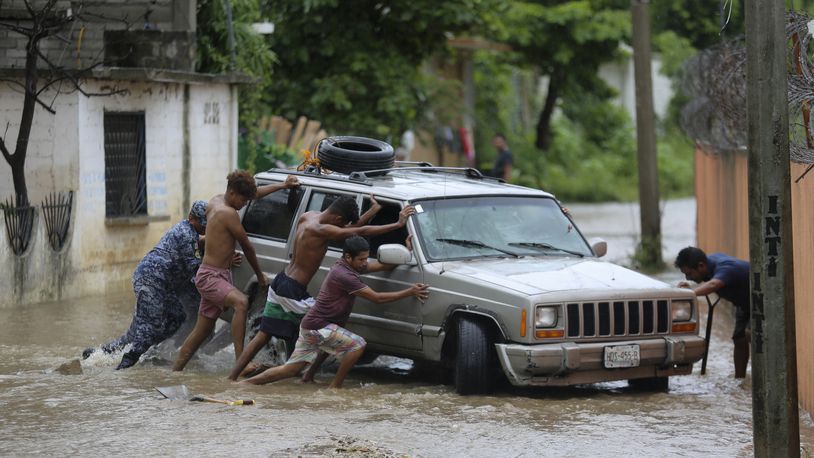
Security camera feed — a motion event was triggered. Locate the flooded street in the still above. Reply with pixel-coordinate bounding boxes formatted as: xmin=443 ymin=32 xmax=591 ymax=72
xmin=2 ymin=198 xmax=813 ymax=457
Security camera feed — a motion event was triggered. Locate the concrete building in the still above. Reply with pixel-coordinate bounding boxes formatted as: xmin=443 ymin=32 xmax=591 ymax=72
xmin=599 ymin=44 xmax=674 ymax=123
xmin=0 ymin=0 xmax=246 ymax=307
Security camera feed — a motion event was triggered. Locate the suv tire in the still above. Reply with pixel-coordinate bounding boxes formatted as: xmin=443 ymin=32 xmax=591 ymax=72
xmin=317 ymin=136 xmax=394 ymax=174
xmin=454 ymin=316 xmax=496 ymax=395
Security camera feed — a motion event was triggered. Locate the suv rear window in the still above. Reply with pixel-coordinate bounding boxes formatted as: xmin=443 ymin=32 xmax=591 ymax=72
xmin=242 ymin=186 xmax=303 ymax=240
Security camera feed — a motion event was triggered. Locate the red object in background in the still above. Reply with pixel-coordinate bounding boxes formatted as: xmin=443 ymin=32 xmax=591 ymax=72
xmin=459 ymin=127 xmax=474 ymax=166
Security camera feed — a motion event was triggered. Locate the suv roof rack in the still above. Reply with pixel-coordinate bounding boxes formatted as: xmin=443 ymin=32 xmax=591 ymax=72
xmin=264 ymin=167 xmax=374 ymax=186
xmin=394 ymin=160 xmax=434 ymax=167
xmin=349 ymin=166 xmax=505 ymax=182
xmin=263 ymin=164 xmax=504 ymax=185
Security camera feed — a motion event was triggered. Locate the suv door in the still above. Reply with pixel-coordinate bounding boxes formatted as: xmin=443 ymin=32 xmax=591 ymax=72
xmin=345 ymin=196 xmax=423 ymax=353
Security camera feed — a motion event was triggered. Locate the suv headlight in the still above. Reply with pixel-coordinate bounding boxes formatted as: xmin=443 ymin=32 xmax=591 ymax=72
xmin=535 ymin=306 xmax=558 ymax=328
xmin=671 ymin=300 xmax=693 ymax=322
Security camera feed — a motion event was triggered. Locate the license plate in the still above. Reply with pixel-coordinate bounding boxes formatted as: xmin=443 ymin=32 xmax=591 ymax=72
xmin=604 ymin=344 xmax=640 ymax=368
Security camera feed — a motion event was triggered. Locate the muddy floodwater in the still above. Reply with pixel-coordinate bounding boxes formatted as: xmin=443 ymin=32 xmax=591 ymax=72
xmin=2 ymin=198 xmax=813 ymax=457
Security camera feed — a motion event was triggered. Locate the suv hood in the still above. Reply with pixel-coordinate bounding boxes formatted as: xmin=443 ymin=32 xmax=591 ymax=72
xmin=434 ymin=257 xmax=669 ymax=295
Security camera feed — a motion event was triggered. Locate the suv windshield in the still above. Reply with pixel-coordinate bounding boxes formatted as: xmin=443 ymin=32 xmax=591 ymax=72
xmin=413 ymin=196 xmax=592 ymax=261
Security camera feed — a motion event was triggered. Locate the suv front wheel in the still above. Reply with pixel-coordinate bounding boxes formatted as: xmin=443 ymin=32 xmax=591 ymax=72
xmin=454 ymin=316 xmax=497 ymax=395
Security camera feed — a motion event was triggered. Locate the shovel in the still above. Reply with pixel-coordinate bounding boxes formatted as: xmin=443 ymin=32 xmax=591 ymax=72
xmin=155 ymin=385 xmax=254 ymax=406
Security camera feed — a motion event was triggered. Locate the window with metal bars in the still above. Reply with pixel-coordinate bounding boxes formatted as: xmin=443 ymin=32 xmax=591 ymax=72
xmin=104 ymin=112 xmax=147 ymax=217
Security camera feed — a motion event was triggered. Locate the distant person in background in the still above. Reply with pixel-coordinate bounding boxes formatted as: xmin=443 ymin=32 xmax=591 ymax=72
xmin=82 ymin=200 xmax=209 ymax=369
xmin=490 ymin=133 xmax=513 ymax=181
xmin=674 ymin=246 xmax=751 ymax=378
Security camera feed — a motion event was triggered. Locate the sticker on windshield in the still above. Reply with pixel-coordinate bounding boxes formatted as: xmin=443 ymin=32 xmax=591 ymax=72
xmin=414 ymin=204 xmax=424 ymax=213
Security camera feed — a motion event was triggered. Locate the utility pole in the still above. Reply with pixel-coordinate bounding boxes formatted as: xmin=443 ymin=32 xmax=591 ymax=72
xmin=630 ymin=0 xmax=662 ymax=270
xmin=745 ymin=1 xmax=799 ymax=456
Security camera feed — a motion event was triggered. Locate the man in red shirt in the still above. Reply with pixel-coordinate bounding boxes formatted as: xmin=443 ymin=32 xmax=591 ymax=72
xmin=240 ymin=235 xmax=428 ymax=388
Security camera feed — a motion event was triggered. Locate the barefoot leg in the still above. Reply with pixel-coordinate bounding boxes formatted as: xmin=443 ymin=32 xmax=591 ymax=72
xmin=329 ymin=347 xmax=365 ymax=389
xmin=301 ymin=351 xmax=329 ymax=383
xmin=172 ymin=315 xmax=216 ymax=371
xmin=228 ymin=330 xmax=271 ymax=380
xmin=240 ymin=361 xmax=307 ymax=385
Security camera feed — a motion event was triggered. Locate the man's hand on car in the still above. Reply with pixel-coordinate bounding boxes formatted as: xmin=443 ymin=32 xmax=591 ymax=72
xmin=369 ymin=194 xmax=383 ymax=214
xmin=284 ymin=175 xmax=300 ymax=188
xmin=398 ymin=205 xmax=416 ymax=225
xmin=411 ymin=283 xmax=429 ymax=303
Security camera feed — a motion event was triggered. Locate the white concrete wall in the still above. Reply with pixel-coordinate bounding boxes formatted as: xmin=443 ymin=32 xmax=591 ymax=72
xmin=75 ymin=81 xmax=183 ymax=295
xmin=0 ymin=83 xmax=80 ymax=305
xmin=599 ymin=53 xmax=674 ymax=123
xmin=0 ymin=82 xmax=80 ymax=202
xmin=0 ymin=78 xmax=238 ymax=307
xmin=188 ymin=83 xmax=239 ymax=197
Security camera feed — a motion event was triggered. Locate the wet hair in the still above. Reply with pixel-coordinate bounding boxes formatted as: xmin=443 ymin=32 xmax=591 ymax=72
xmin=343 ymin=235 xmax=370 ymax=258
xmin=226 ymin=170 xmax=257 ymax=199
xmin=674 ymin=246 xmax=708 ymax=269
xmin=327 ymin=196 xmax=359 ymax=224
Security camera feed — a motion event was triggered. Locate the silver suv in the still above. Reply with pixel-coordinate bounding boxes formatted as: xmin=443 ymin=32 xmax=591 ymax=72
xmin=232 ymin=164 xmax=705 ymax=394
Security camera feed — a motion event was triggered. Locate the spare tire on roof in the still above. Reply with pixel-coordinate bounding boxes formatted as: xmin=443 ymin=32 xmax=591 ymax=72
xmin=317 ymin=136 xmax=395 ymax=175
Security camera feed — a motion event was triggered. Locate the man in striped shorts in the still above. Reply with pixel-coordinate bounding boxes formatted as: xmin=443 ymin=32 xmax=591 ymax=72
xmin=228 ymin=195 xmax=414 ymax=380
xmin=240 ymin=235 xmax=428 ymax=388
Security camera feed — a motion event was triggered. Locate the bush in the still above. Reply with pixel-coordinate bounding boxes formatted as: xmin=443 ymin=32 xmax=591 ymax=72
xmin=238 ymin=131 xmax=301 ymax=173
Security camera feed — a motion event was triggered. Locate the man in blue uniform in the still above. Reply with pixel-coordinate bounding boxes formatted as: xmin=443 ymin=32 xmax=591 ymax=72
xmin=82 ymin=200 xmax=209 ymax=369
xmin=675 ymin=246 xmax=751 ymax=378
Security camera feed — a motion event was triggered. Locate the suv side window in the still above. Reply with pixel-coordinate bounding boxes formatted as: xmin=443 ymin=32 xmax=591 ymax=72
xmin=361 ymin=197 xmax=406 ymax=256
xmin=242 ymin=185 xmax=303 ymax=240
xmin=307 ymin=190 xmax=350 ymax=251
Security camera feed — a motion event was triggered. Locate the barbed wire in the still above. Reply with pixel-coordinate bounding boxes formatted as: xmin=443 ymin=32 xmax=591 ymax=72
xmin=680 ymin=11 xmax=814 ymax=164
xmin=680 ymin=39 xmax=746 ymax=155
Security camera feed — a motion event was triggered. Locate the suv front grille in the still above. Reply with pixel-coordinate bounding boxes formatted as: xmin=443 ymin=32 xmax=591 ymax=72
xmin=566 ymin=300 xmax=669 ymax=338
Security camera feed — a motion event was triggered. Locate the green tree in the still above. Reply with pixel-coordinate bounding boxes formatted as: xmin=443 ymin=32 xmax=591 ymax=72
xmin=197 ymin=0 xmax=275 ymax=171
xmin=259 ymin=0 xmax=495 ymax=139
xmin=494 ymin=0 xmax=631 ymax=151
xmin=651 ymin=0 xmax=744 ymax=50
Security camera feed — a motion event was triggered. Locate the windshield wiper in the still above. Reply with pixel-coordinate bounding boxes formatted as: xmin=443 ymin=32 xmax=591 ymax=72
xmin=436 ymin=238 xmax=521 ymax=258
xmin=508 ymin=242 xmax=585 ymax=258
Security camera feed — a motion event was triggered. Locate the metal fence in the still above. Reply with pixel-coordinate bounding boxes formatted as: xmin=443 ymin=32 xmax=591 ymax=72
xmin=41 ymin=191 xmax=73 ymax=251
xmin=680 ymin=11 xmax=814 ymax=165
xmin=2 ymin=196 xmax=35 ymax=256
xmin=1 ymin=191 xmax=74 ymax=256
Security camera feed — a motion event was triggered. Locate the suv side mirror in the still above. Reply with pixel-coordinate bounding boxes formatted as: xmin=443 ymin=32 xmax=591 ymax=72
xmin=589 ymin=238 xmax=607 ymax=258
xmin=377 ymin=244 xmax=417 ymax=265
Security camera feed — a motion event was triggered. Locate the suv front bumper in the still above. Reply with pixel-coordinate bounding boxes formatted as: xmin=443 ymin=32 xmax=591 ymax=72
xmin=494 ymin=335 xmax=706 ymax=386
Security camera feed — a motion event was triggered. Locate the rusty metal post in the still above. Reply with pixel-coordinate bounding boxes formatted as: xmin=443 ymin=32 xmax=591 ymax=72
xmin=700 ymin=295 xmax=719 ymax=375
xmin=745 ymin=0 xmax=799 ymax=456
